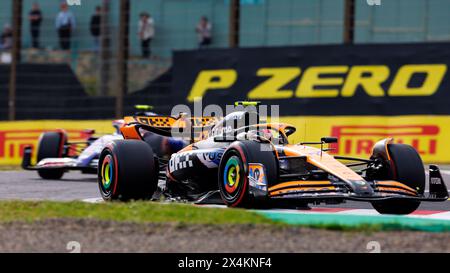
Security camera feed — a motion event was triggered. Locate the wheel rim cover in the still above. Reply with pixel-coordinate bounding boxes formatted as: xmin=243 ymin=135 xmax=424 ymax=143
xmin=101 ymin=154 xmax=113 ymax=190
xmin=224 ymin=156 xmax=240 ymax=194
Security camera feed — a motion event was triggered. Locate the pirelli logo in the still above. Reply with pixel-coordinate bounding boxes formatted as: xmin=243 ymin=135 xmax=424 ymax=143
xmin=330 ymin=125 xmax=439 ymax=156
xmin=0 ymin=130 xmax=89 ymax=163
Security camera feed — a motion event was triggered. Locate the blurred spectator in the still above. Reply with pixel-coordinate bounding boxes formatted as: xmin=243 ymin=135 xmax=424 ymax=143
xmin=55 ymin=2 xmax=76 ymax=50
xmin=196 ymin=16 xmax=212 ymax=48
xmin=138 ymin=12 xmax=155 ymax=58
xmin=29 ymin=2 xmax=43 ymax=49
xmin=0 ymin=24 xmax=13 ymax=51
xmin=90 ymin=6 xmax=101 ymax=51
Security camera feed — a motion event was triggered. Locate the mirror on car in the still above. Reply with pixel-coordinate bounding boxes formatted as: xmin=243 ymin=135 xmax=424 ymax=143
xmin=321 ymin=137 xmax=338 ymax=144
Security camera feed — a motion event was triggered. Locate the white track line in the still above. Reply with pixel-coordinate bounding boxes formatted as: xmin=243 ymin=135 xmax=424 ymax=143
xmin=408 ymin=211 xmax=450 ymax=220
xmin=335 ymin=209 xmax=380 ymax=216
xmin=82 ymin=197 xmax=103 ymax=203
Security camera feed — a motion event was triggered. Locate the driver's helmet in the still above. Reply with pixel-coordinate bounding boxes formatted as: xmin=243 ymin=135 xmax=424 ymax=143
xmin=260 ymin=128 xmax=273 ymax=141
xmin=236 ymin=129 xmax=274 ymax=142
xmin=135 ymin=111 xmax=157 ymax=117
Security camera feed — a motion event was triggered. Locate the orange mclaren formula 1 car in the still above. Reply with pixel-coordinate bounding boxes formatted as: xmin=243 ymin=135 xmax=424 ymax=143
xmin=98 ymin=102 xmax=448 ymax=214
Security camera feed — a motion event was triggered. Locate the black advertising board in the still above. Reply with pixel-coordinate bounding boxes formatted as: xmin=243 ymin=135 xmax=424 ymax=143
xmin=173 ymin=43 xmax=450 ymax=116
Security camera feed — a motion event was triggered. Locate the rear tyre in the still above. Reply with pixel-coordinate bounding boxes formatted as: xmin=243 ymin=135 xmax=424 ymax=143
xmin=218 ymin=141 xmax=278 ymax=208
xmin=371 ymin=144 xmax=425 ymax=215
xmin=98 ymin=140 xmax=158 ymax=201
xmin=36 ymin=131 xmax=67 ymax=180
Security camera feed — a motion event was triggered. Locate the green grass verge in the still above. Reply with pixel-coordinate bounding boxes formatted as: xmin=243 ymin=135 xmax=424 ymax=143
xmin=0 ymin=201 xmax=276 ymax=226
xmin=0 ymin=201 xmax=447 ymax=232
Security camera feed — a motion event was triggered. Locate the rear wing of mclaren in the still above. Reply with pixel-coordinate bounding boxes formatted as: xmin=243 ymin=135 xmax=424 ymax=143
xmin=121 ymin=115 xmax=218 ymax=142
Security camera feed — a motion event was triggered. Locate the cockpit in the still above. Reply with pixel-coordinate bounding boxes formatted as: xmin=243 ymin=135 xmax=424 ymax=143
xmin=236 ymin=127 xmax=288 ymax=145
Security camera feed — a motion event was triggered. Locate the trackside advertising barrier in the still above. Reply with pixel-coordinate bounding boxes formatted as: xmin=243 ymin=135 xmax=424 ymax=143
xmin=0 ymin=120 xmax=112 ymax=165
xmin=282 ymin=116 xmax=450 ymax=164
xmin=172 ymin=43 xmax=450 ymax=163
xmin=1 ymin=117 xmax=447 ymax=165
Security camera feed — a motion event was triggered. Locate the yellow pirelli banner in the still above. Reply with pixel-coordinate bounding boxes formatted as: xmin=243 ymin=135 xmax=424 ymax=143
xmin=0 ymin=116 xmax=449 ymax=165
xmin=282 ymin=115 xmax=450 ymax=164
xmin=0 ymin=120 xmax=113 ymax=165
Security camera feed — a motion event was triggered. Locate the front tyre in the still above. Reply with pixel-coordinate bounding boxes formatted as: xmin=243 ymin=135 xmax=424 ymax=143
xmin=219 ymin=150 xmax=248 ymax=207
xmin=371 ymin=143 xmax=425 ymax=215
xmin=36 ymin=131 xmax=67 ymax=180
xmin=98 ymin=140 xmax=158 ymax=201
xmin=218 ymin=141 xmax=278 ymax=208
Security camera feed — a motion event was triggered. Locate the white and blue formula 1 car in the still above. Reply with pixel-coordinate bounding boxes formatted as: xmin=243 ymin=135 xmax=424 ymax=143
xmin=22 ymin=107 xmax=187 ymax=180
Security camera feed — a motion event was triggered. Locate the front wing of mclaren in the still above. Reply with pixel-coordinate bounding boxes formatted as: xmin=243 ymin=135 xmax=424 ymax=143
xmin=263 ymin=165 xmax=448 ymax=203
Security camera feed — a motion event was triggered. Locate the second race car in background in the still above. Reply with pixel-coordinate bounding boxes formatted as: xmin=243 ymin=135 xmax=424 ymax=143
xmin=22 ymin=106 xmax=187 ymax=180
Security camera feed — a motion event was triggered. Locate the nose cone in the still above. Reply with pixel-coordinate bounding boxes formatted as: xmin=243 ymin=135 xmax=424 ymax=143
xmin=349 ymin=180 xmax=374 ymax=196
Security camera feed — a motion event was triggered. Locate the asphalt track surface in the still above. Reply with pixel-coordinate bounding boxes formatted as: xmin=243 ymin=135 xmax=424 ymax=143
xmin=0 ymin=170 xmax=449 ymax=211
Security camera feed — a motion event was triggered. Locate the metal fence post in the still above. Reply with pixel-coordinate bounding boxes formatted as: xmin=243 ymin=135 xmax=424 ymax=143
xmin=343 ymin=0 xmax=355 ymax=44
xmin=8 ymin=0 xmax=23 ymax=121
xmin=99 ymin=0 xmax=111 ymax=96
xmin=116 ymin=0 xmax=130 ymax=118
xmin=229 ymin=0 xmax=240 ymax=47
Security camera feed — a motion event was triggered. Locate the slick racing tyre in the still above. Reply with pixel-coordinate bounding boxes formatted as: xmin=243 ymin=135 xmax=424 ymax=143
xmin=371 ymin=144 xmax=425 ymax=215
xmin=36 ymin=131 xmax=67 ymax=180
xmin=98 ymin=140 xmax=158 ymax=201
xmin=218 ymin=140 xmax=278 ymax=208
